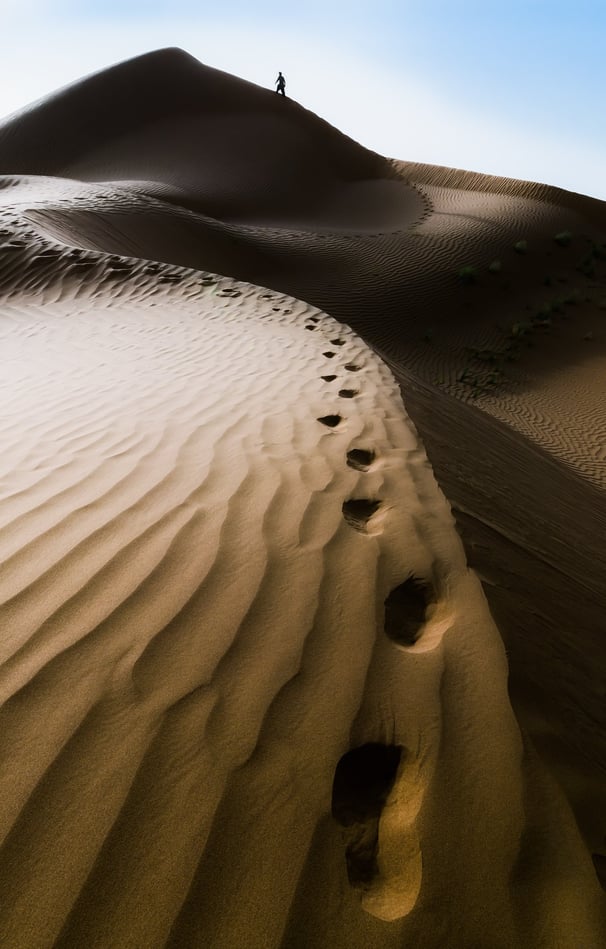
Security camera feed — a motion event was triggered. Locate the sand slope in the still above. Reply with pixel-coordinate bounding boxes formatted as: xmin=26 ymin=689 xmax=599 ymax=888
xmin=0 ymin=190 xmax=603 ymax=949
xmin=0 ymin=49 xmax=605 ymax=947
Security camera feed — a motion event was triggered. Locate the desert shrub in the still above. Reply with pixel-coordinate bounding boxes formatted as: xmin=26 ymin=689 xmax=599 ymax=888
xmin=457 ymin=368 xmax=474 ymax=383
xmin=514 ymin=240 xmax=528 ymax=254
xmin=485 ymin=370 xmax=503 ymax=386
xmin=564 ymin=289 xmax=583 ymax=305
xmin=576 ymin=254 xmax=596 ymax=277
xmin=458 ymin=265 xmax=479 ymax=285
xmin=554 ymin=231 xmax=573 ymax=247
xmin=509 ymin=320 xmax=532 ymax=338
xmin=470 ymin=348 xmax=500 ymax=363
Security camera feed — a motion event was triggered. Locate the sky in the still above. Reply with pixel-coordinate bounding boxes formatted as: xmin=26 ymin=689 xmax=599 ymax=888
xmin=0 ymin=0 xmax=604 ymax=200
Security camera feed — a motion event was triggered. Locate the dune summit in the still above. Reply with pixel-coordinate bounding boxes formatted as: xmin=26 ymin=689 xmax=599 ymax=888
xmin=0 ymin=48 xmax=605 ymax=948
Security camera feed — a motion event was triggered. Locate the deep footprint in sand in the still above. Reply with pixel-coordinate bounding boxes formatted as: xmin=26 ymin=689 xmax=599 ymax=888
xmin=342 ymin=498 xmax=381 ymax=531
xmin=332 ymin=743 xmax=403 ymax=886
xmin=383 ymin=577 xmax=435 ymax=646
xmin=346 ymin=448 xmax=375 ymax=471
xmin=317 ymin=414 xmax=342 ymax=428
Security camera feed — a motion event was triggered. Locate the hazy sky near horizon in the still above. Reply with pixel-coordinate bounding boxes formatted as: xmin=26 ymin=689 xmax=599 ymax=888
xmin=1 ymin=1 xmax=604 ymax=200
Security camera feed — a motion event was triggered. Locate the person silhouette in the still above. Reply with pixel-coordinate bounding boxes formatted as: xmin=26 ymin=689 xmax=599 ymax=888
xmin=275 ymin=71 xmax=286 ymax=96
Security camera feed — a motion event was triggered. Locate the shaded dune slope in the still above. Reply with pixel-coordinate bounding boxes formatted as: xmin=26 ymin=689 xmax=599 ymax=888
xmin=397 ymin=369 xmax=606 ymax=841
xmin=0 ymin=48 xmax=605 ymax=945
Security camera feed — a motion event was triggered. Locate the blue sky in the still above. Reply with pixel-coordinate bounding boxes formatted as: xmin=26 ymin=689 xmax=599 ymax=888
xmin=1 ymin=1 xmax=605 ymax=200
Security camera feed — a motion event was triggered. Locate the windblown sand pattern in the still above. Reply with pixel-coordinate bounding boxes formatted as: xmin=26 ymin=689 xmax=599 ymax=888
xmin=0 ymin=48 xmax=605 ymax=948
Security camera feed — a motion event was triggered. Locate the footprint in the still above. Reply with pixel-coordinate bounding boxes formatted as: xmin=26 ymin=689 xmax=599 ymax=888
xmin=332 ymin=744 xmax=403 ymax=886
xmin=384 ymin=578 xmax=435 ymax=646
xmin=321 ymin=375 xmax=337 ymax=382
xmin=339 ymin=389 xmax=358 ymax=399
xmin=330 ymin=338 xmax=346 ymax=346
xmin=346 ymin=449 xmax=375 ymax=471
xmin=323 ymin=352 xmax=336 ymax=359
xmin=344 ymin=364 xmax=362 ymax=372
xmin=342 ymin=498 xmax=381 ymax=531
xmin=317 ymin=414 xmax=342 ymax=428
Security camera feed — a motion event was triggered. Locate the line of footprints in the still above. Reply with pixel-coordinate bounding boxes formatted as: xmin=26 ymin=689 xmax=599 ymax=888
xmin=303 ymin=314 xmax=380 ymax=534
xmin=308 ymin=312 xmax=434 ymax=649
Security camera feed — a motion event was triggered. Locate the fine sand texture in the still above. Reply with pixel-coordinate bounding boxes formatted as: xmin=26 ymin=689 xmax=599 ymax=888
xmin=0 ymin=48 xmax=605 ymax=948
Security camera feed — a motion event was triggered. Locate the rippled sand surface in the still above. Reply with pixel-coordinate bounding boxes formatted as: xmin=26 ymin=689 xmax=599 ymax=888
xmin=0 ymin=48 xmax=604 ymax=948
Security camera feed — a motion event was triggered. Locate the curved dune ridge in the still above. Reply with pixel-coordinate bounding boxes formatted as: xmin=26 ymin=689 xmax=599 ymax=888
xmin=0 ymin=48 xmax=605 ymax=947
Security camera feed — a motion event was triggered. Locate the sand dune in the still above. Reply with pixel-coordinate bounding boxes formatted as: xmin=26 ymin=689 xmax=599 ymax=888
xmin=2 ymin=50 xmax=604 ymax=479
xmin=0 ymin=48 xmax=605 ymax=947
